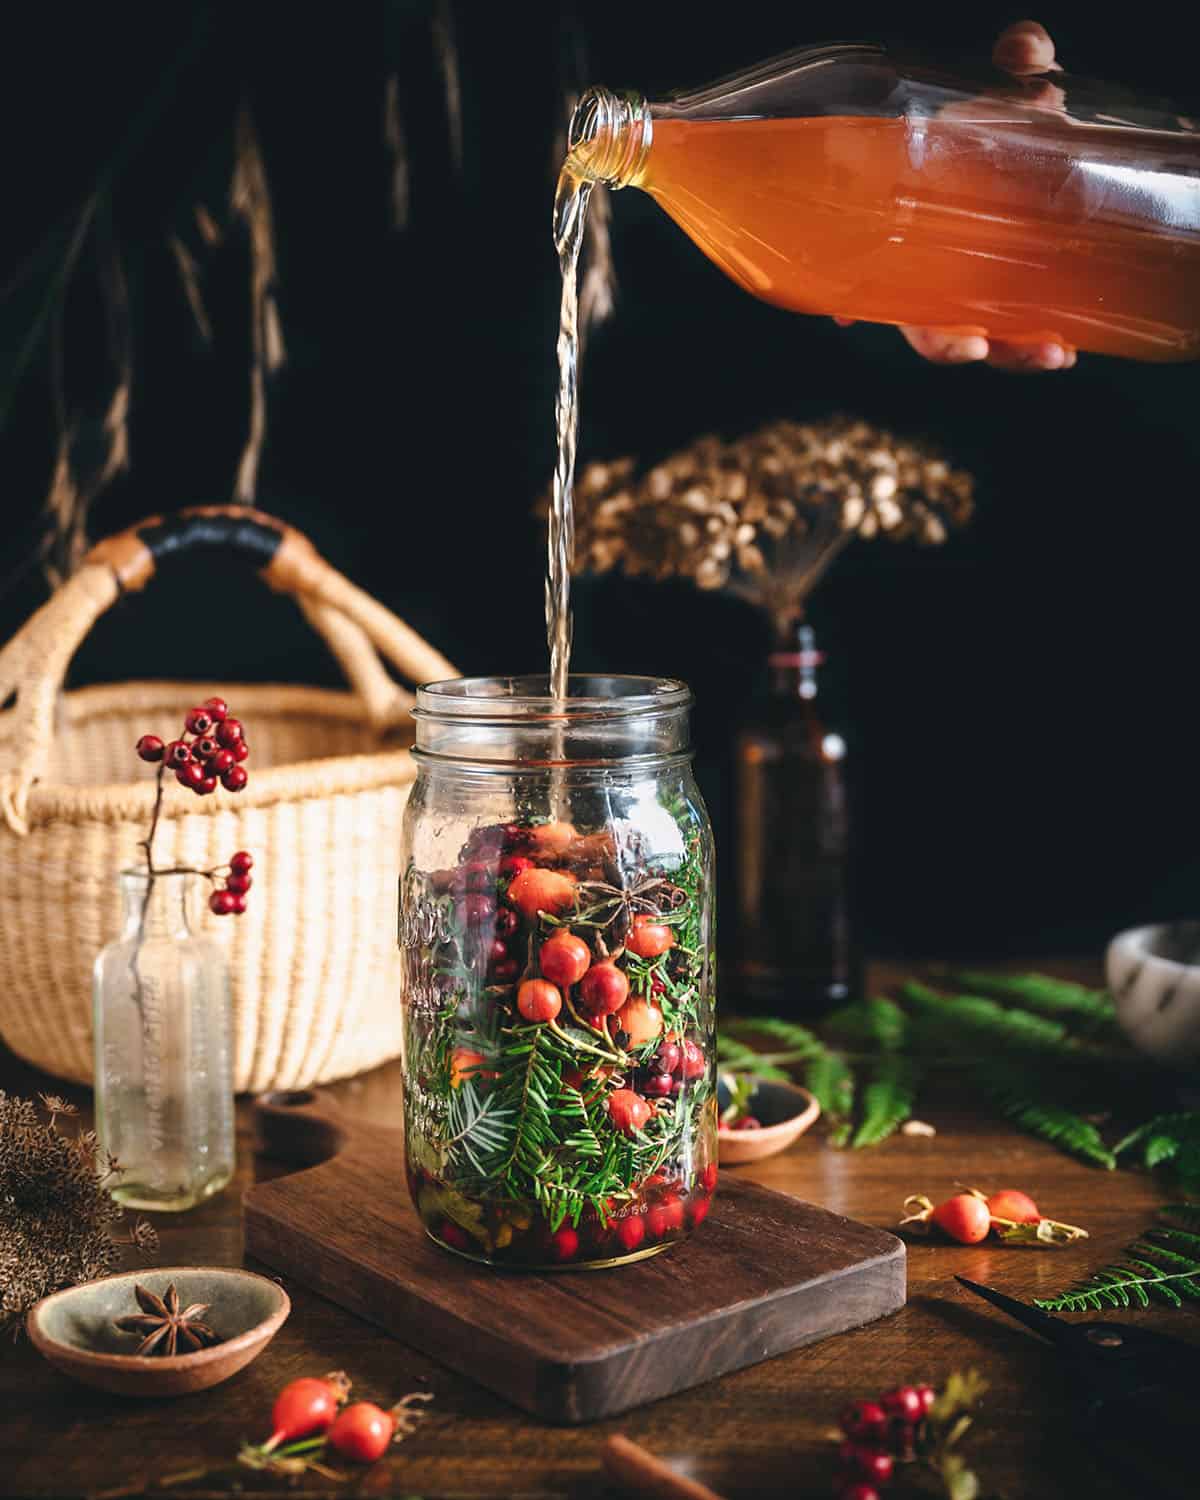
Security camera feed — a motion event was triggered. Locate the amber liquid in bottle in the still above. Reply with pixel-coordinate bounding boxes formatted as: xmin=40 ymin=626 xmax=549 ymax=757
xmin=630 ymin=114 xmax=1200 ymax=362
xmin=733 ymin=629 xmax=857 ymax=1013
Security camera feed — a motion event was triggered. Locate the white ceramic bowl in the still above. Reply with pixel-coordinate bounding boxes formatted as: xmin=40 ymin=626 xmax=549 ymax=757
xmin=1107 ymin=921 xmax=1200 ymax=1064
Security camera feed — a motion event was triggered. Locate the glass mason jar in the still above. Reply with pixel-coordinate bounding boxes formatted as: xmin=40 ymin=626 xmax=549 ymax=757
xmin=399 ymin=676 xmax=717 ymax=1269
xmin=565 ymin=44 xmax=1200 ymax=361
xmin=93 ymin=871 xmax=235 ymax=1211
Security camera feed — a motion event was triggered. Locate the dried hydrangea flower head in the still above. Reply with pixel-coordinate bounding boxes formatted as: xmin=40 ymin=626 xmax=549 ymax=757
xmin=553 ymin=417 xmax=974 ymax=639
xmin=0 ymin=1091 xmax=158 ymax=1336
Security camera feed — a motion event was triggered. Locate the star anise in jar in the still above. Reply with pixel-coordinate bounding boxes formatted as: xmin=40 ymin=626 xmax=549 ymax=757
xmin=113 ymin=1282 xmax=222 ymax=1356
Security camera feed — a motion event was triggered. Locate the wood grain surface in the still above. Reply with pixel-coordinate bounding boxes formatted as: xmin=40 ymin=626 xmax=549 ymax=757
xmin=243 ymin=1091 xmax=905 ymax=1422
xmin=2 ymin=960 xmax=1196 ymax=1499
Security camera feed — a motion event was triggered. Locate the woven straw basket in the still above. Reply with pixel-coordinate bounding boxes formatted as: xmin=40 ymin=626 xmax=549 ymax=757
xmin=0 ymin=507 xmax=456 ymax=1093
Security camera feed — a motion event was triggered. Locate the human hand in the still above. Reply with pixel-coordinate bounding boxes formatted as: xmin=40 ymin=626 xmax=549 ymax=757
xmin=838 ymin=20 xmax=1078 ymax=372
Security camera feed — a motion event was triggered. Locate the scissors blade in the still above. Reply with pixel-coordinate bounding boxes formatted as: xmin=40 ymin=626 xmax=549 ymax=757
xmin=955 ymin=1276 xmax=1073 ymax=1348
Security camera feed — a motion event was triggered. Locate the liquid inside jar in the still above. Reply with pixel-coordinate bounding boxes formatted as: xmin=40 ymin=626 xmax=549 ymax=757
xmin=400 ymin=787 xmax=717 ymax=1269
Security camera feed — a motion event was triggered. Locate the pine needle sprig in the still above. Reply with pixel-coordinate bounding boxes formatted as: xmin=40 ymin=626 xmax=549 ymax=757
xmin=970 ymin=1060 xmax=1117 ymax=1169
xmin=947 ymin=970 xmax=1116 ymax=1030
xmin=851 ymin=1055 xmax=921 ymax=1148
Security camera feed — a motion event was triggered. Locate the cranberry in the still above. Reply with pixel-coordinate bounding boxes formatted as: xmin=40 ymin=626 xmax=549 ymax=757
xmin=731 ymin=1115 xmax=762 ymax=1131
xmin=549 ymin=1226 xmax=579 ymax=1262
xmin=230 ymin=850 xmax=253 ymax=874
xmin=701 ymin=1163 xmax=718 ymax=1194
xmin=229 ymin=894 xmax=247 ymax=915
xmin=195 ymin=774 xmax=218 ymax=796
xmin=210 ymin=890 xmax=237 ymax=916
xmin=494 ymin=907 xmax=519 ymax=937
xmin=165 ymin=739 xmax=192 ymax=766
xmin=490 ymin=958 xmax=519 ymax=984
xmin=221 ymin=765 xmax=248 ymax=793
xmin=649 ymin=974 xmax=667 ymax=997
xmin=464 ymin=892 xmax=494 ymax=925
xmin=840 ymin=1445 xmax=894 ymax=1484
xmin=689 ymin=1196 xmax=711 ymax=1228
xmin=645 ymin=1197 xmax=684 ymax=1239
xmin=680 ymin=1040 xmax=706 ymax=1079
xmin=578 ymin=961 xmax=629 ymax=1016
xmin=135 ymin=734 xmax=165 ymax=763
xmin=837 ymin=1486 xmax=881 ymax=1500
xmin=463 ymin=862 xmax=492 ymax=892
xmin=501 ymin=822 xmax=527 ymax=847
xmin=518 ymin=979 xmax=562 ymax=1023
xmin=439 ymin=1219 xmax=471 ymax=1252
xmin=185 ymin=708 xmax=214 ymax=736
xmin=227 ymin=873 xmax=252 ymax=895
xmin=500 ymin=854 xmax=533 ymax=877
xmin=176 ymin=761 xmax=205 ymax=789
xmin=839 ymin=1400 xmax=888 ymax=1443
xmin=489 ymin=937 xmax=509 ymax=963
xmin=655 ymin=1041 xmax=683 ymax=1075
xmin=193 ymin=736 xmax=218 ymax=760
xmin=617 ymin=1216 xmax=646 ymax=1252
xmin=202 ymin=696 xmax=228 ymax=722
xmin=539 ymin=931 xmax=591 ymax=988
xmin=640 ymin=1071 xmax=674 ymax=1099
xmin=914 ymin=1383 xmax=936 ymax=1418
xmin=881 ymin=1386 xmax=924 ymax=1424
xmin=232 ymin=739 xmax=250 ymax=762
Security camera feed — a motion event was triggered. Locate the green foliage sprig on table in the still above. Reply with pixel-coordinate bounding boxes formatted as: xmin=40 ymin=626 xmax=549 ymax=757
xmin=718 ymin=970 xmax=1196 ymax=1184
xmin=1035 ymin=1206 xmax=1200 ymax=1311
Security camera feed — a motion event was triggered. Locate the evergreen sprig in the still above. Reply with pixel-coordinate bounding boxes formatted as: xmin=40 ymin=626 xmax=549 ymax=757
xmin=826 ymin=996 xmax=908 ymax=1052
xmin=948 ymin=970 xmax=1115 ymax=1029
xmin=804 ymin=1051 xmax=856 ymax=1146
xmin=970 ymin=1060 xmax=1116 ymax=1170
xmin=852 ymin=1055 xmax=921 ymax=1148
xmin=1035 ymin=1211 xmax=1200 ymax=1311
xmin=901 ymin=980 xmax=1076 ymax=1055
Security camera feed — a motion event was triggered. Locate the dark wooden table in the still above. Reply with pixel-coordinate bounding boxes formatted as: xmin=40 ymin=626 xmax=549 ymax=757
xmin=2 ymin=961 xmax=1191 ymax=1499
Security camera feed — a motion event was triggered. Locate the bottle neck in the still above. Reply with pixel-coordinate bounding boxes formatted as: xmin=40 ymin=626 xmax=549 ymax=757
xmin=120 ymin=870 xmax=195 ymax=940
xmin=768 ymin=626 xmax=824 ymax=701
xmin=565 ymin=87 xmax=653 ymax=190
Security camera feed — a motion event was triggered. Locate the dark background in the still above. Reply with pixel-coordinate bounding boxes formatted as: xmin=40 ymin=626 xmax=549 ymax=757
xmin=3 ymin=2 xmax=1198 ymax=964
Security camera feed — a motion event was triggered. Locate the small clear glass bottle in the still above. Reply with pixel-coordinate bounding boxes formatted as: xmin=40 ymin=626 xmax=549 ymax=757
xmin=566 ymin=45 xmax=1200 ymax=361
xmin=399 ymin=676 xmax=717 ymax=1269
xmin=733 ymin=625 xmax=857 ymax=1014
xmin=94 ymin=870 xmax=235 ymax=1210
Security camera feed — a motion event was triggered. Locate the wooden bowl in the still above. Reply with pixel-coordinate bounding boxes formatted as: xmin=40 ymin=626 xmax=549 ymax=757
xmin=27 ymin=1266 xmax=290 ymax=1397
xmin=717 ymin=1078 xmax=821 ymax=1164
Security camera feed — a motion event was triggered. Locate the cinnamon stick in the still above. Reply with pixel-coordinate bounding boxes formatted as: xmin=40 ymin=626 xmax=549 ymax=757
xmin=600 ymin=1434 xmax=728 ymax=1500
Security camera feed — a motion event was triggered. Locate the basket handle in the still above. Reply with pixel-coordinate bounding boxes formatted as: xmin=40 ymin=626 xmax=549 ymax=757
xmin=0 ymin=506 xmax=457 ymax=834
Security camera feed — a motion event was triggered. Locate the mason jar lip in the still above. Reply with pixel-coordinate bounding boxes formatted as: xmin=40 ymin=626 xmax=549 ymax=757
xmin=413 ymin=674 xmax=693 ymax=726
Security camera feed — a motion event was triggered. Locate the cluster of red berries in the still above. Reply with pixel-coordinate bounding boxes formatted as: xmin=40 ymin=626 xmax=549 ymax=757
xmin=208 ymin=850 xmax=254 ymax=917
xmin=136 ymin=697 xmax=250 ymax=797
xmin=835 ymin=1384 xmax=936 ymax=1500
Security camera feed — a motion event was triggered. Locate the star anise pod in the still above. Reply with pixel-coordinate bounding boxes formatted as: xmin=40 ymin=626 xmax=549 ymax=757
xmin=113 ymin=1283 xmax=221 ymax=1356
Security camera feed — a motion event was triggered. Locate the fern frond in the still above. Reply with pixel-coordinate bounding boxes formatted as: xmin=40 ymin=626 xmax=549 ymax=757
xmin=901 ymin=981 xmax=1075 ymax=1056
xmin=949 ymin=970 xmax=1115 ymax=1028
xmin=805 ymin=1052 xmax=855 ymax=1146
xmin=715 ymin=1035 xmax=791 ymax=1082
xmin=971 ymin=1061 xmax=1115 ymax=1169
xmin=1035 ymin=1258 xmax=1200 ymax=1312
xmin=851 ymin=1056 xmax=921 ymax=1148
xmin=826 ymin=996 xmax=908 ymax=1052
xmin=1114 ymin=1112 xmax=1200 ymax=1158
xmin=724 ymin=1016 xmax=826 ymax=1058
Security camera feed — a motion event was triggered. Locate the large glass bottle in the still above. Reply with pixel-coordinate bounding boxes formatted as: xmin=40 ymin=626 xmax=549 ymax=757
xmin=565 ymin=44 xmax=1200 ymax=361
xmin=733 ymin=626 xmax=856 ymax=1014
xmin=93 ymin=871 xmax=235 ymax=1211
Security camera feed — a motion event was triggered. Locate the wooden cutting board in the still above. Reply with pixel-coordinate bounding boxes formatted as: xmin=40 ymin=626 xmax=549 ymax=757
xmin=244 ymin=1089 xmax=905 ymax=1424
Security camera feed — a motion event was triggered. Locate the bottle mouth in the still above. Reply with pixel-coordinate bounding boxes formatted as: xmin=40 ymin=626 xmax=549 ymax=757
xmin=565 ymin=87 xmax=652 ymax=187
xmin=412 ymin=675 xmax=693 ymax=768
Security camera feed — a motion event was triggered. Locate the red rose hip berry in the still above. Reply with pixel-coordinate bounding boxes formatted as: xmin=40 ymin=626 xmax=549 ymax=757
xmin=986 ymin=1188 xmax=1040 ymax=1224
xmin=517 ymin=979 xmax=562 ymax=1023
xmin=625 ymin=913 xmax=675 ymax=959
xmin=607 ymin=1089 xmax=651 ymax=1135
xmin=931 ymin=1193 xmax=991 ymax=1244
xmin=578 ymin=961 xmax=629 ymax=1016
xmin=549 ymin=1226 xmax=579 ymax=1262
xmin=135 ymin=735 xmax=165 ymax=763
xmin=617 ymin=1215 xmax=646 ymax=1252
xmin=539 ymin=931 xmax=591 ymax=988
xmin=326 ymin=1402 xmax=395 ymax=1464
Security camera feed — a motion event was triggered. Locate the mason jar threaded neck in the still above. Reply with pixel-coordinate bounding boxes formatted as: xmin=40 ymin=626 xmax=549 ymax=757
xmin=412 ymin=675 xmax=692 ymax=769
xmin=565 ymin=87 xmax=653 ymax=188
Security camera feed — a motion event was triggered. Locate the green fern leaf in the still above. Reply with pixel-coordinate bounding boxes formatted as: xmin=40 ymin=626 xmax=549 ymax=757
xmin=1115 ymin=1112 xmax=1200 ymax=1158
xmin=901 ymin=981 xmax=1075 ymax=1056
xmin=724 ymin=1016 xmax=826 ymax=1058
xmin=805 ymin=1052 xmax=855 ymax=1146
xmin=826 ymin=996 xmax=908 ymax=1052
xmin=715 ymin=1035 xmax=791 ymax=1082
xmin=949 ymin=970 xmax=1115 ymax=1028
xmin=1145 ymin=1134 xmax=1181 ymax=1169
xmin=851 ymin=1056 xmax=921 ymax=1148
xmin=971 ymin=1061 xmax=1116 ymax=1168
xmin=1035 ymin=1258 xmax=1200 ymax=1313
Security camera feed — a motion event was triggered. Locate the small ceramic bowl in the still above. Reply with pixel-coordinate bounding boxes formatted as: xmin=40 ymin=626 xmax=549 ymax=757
xmin=27 ymin=1266 xmax=290 ymax=1397
xmin=1107 ymin=921 xmax=1200 ymax=1065
xmin=717 ymin=1077 xmax=821 ymax=1164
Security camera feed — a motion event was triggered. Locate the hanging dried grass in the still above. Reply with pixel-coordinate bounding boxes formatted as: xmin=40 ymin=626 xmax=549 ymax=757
xmin=431 ymin=0 xmax=463 ymax=174
xmin=383 ymin=74 xmax=411 ymax=232
xmin=540 ymin=417 xmax=975 ymax=637
xmin=230 ymin=103 xmax=286 ymax=505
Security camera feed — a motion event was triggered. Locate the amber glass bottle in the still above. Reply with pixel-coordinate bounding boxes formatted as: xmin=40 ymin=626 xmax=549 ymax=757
xmin=733 ymin=626 xmax=857 ymax=1013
